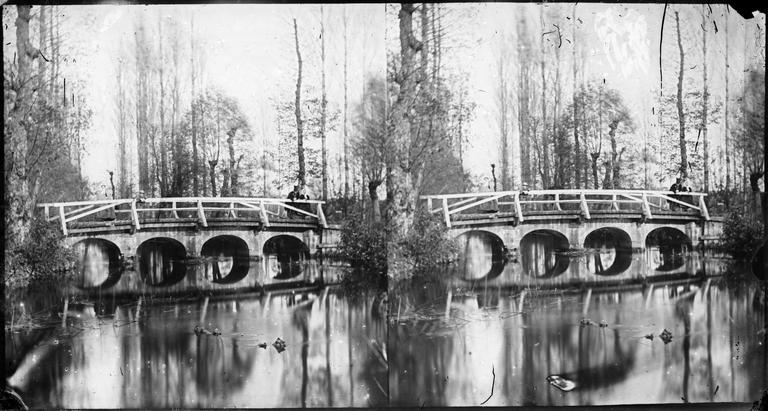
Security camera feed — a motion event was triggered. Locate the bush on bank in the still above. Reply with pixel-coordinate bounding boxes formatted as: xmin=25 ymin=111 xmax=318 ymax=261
xmin=402 ymin=209 xmax=458 ymax=269
xmin=720 ymin=210 xmax=764 ymax=260
xmin=4 ymin=216 xmax=76 ymax=315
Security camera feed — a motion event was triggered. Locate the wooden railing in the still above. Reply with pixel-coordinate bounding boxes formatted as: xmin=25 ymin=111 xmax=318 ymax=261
xmin=421 ymin=189 xmax=710 ymax=228
xmin=37 ymin=197 xmax=328 ymax=236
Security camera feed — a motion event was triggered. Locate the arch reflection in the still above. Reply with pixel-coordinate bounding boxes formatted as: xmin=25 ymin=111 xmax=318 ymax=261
xmin=137 ymin=238 xmax=187 ymax=286
xmin=583 ymin=228 xmax=633 ymax=276
xmin=645 ymin=227 xmax=691 ymax=272
xmin=263 ymin=235 xmax=309 ymax=280
xmin=201 ymin=235 xmax=250 ymax=284
xmin=72 ymin=238 xmax=122 ymax=290
xmin=520 ymin=230 xmax=570 ymax=278
xmin=455 ymin=231 xmax=506 ymax=281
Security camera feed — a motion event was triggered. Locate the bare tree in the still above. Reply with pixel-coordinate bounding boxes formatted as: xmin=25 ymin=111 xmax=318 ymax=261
xmin=701 ymin=5 xmax=710 ymax=192
xmin=293 ymin=18 xmax=306 ymax=188
xmin=320 ymin=6 xmax=328 ymax=201
xmin=572 ymin=4 xmax=581 ymax=188
xmin=343 ymin=6 xmax=350 ymax=205
xmin=388 ymin=3 xmax=421 ymax=275
xmin=724 ymin=7 xmax=731 ymax=195
xmin=5 ymin=5 xmax=36 ymax=245
xmin=675 ymin=11 xmax=688 ymax=179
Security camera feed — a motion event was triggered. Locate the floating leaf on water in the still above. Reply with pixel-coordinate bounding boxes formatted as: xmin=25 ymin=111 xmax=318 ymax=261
xmin=660 ymin=328 xmax=673 ymax=344
xmin=546 ymin=375 xmax=576 ymax=392
xmin=273 ymin=337 xmax=287 ymax=353
xmin=579 ymin=318 xmax=595 ymax=327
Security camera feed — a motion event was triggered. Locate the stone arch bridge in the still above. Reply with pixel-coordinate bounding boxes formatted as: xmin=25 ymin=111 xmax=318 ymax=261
xmin=422 ymin=189 xmax=723 ymax=254
xmin=38 ymin=197 xmax=341 ymax=295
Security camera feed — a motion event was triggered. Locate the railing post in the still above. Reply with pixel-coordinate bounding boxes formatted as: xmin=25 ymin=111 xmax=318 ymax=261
xmin=172 ymin=201 xmax=179 ymax=219
xmin=59 ymin=206 xmax=68 ymax=236
xmin=554 ymin=193 xmax=562 ymax=211
xmin=612 ymin=194 xmax=619 ymax=211
xmin=698 ymin=195 xmax=710 ymax=220
xmin=130 ymin=200 xmax=141 ymax=231
xmin=317 ymin=203 xmax=328 ymax=228
xmin=580 ymin=192 xmax=591 ymax=220
xmin=427 ymin=197 xmax=433 ymax=212
xmin=259 ymin=200 xmax=270 ymax=227
xmin=514 ymin=192 xmax=524 ymax=223
xmin=229 ymin=202 xmax=237 ymax=218
xmin=44 ymin=205 xmax=50 ymax=221
xmin=197 ymin=200 xmax=208 ymax=227
xmin=442 ymin=198 xmax=452 ymax=228
xmin=641 ymin=192 xmax=653 ymax=220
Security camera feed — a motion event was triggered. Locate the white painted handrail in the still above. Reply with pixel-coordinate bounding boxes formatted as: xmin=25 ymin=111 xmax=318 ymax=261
xmin=37 ymin=196 xmax=329 ymax=235
xmin=421 ymin=189 xmax=711 ymax=227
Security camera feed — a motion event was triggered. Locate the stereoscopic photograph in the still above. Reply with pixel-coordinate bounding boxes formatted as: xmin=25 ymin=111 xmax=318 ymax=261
xmin=2 ymin=2 xmax=766 ymax=409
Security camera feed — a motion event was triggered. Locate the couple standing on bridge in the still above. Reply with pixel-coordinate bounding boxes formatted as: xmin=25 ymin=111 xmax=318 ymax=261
xmin=668 ymin=177 xmax=693 ymax=211
xmin=286 ymin=185 xmax=311 ymax=218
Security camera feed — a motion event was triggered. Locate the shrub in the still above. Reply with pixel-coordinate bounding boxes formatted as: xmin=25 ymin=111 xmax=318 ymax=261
xmin=403 ymin=209 xmax=458 ymax=269
xmin=720 ymin=210 xmax=764 ymax=260
xmin=5 ymin=217 xmax=76 ymax=308
xmin=337 ymin=207 xmax=388 ymax=271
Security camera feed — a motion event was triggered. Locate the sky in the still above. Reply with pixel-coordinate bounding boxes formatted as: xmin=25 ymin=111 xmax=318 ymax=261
xmin=2 ymin=3 xmax=765 ymax=195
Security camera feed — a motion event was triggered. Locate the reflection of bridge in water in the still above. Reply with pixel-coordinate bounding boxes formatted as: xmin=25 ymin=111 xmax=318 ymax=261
xmin=37 ymin=197 xmax=342 ymax=295
xmin=422 ymin=189 xmax=723 ymax=284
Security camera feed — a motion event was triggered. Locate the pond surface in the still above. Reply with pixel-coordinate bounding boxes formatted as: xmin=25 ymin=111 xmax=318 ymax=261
xmin=389 ymin=252 xmax=767 ymax=406
xmin=6 ymin=288 xmax=387 ymax=408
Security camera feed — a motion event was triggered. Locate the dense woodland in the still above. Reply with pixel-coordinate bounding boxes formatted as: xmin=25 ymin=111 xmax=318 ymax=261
xmin=3 ymin=4 xmax=766 ymax=266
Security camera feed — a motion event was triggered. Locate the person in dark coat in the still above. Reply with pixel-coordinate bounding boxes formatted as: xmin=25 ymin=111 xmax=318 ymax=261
xmin=669 ymin=177 xmax=692 ymax=210
xmin=287 ymin=185 xmax=301 ymax=218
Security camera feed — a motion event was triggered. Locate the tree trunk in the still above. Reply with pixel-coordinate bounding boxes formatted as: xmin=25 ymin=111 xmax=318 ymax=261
xmin=608 ymin=120 xmax=619 ymax=188
xmin=293 ymin=18 xmax=306 ymax=188
xmin=191 ymin=15 xmax=199 ymax=196
xmin=553 ymin=34 xmax=562 ymax=188
xmin=675 ymin=11 xmax=688 ymax=179
xmin=388 ymin=3 xmax=420 ymax=279
xmin=320 ymin=5 xmax=328 ymax=201
xmin=343 ymin=6 xmax=350 ymax=206
xmin=590 ymin=153 xmax=600 ymax=189
xmin=368 ymin=180 xmax=382 ymax=222
xmin=498 ymin=46 xmax=510 ymax=190
xmin=572 ymin=4 xmax=581 ymax=189
xmin=724 ymin=11 xmax=730 ymax=194
xmin=540 ymin=15 xmax=550 ymax=188
xmin=226 ymin=129 xmax=237 ymax=196
xmin=6 ymin=5 xmax=35 ymax=247
xmin=158 ymin=15 xmax=167 ymax=196
xmin=209 ymin=160 xmax=218 ymax=197
xmin=602 ymin=160 xmax=612 ymax=189
xmin=701 ymin=5 xmax=709 ymax=192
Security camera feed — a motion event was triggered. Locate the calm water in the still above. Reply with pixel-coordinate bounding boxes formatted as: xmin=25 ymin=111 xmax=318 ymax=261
xmin=6 ymin=288 xmax=387 ymax=408
xmin=390 ymin=253 xmax=767 ymax=406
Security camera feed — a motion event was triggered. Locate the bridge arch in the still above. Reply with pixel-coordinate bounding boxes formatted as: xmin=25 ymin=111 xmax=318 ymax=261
xmin=263 ymin=234 xmax=310 ymax=280
xmin=137 ymin=237 xmax=187 ymax=286
xmin=201 ymin=235 xmax=250 ymax=284
xmin=72 ymin=238 xmax=123 ymax=290
xmin=454 ymin=230 xmax=506 ymax=281
xmin=645 ymin=227 xmax=692 ymax=272
xmin=583 ymin=227 xmax=633 ymax=276
xmin=519 ymin=229 xmax=570 ymax=278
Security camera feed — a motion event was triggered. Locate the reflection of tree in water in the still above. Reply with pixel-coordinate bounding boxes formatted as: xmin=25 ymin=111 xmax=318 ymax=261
xmin=115 ymin=303 xmax=258 ymax=408
xmin=389 ymin=320 xmax=454 ymax=406
xmin=6 ymin=328 xmax=71 ymax=408
xmin=518 ymin=298 xmax=637 ymax=405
